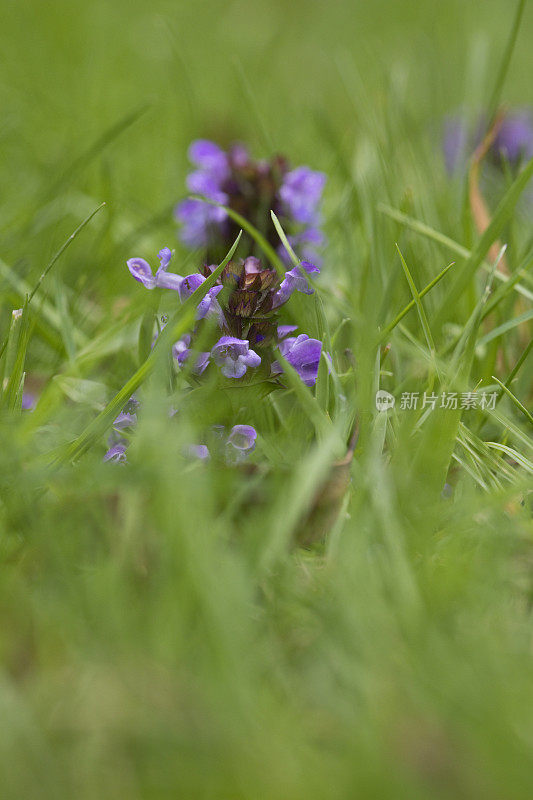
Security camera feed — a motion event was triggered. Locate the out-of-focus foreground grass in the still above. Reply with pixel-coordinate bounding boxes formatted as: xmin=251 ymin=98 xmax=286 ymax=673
xmin=0 ymin=0 xmax=532 ymax=797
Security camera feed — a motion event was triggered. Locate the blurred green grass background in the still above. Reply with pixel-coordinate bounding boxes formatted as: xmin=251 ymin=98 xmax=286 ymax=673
xmin=1 ymin=1 xmax=533 ymax=798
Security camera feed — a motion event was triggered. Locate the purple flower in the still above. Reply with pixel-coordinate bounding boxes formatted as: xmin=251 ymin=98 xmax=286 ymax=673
xmin=275 ymin=334 xmax=322 ymax=387
xmin=273 ymin=260 xmax=320 ymax=307
xmin=226 ymin=424 xmax=257 ymax=463
xmin=492 ymin=111 xmax=533 ymax=164
xmin=227 ymin=424 xmax=257 ymax=454
xmin=211 ymin=336 xmax=261 ymax=379
xmin=104 ymin=442 xmax=128 ymax=463
xmin=127 ymin=247 xmax=183 ymax=291
xmin=113 ymin=396 xmax=139 ymax=430
xmin=178 ymin=273 xmax=224 ymax=320
xmin=173 ymin=335 xmax=210 ymax=374
xmin=21 ymin=392 xmax=36 ymax=411
xmin=279 ymin=167 xmax=326 ymax=224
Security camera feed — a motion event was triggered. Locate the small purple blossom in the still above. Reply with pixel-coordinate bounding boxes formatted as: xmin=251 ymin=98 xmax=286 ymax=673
xmin=112 ymin=396 xmax=139 ymax=430
xmin=173 ymin=335 xmax=210 ymax=374
xmin=127 ymin=248 xmax=183 ymax=291
xmin=179 ymin=274 xmax=224 ymax=320
xmin=227 ymin=424 xmax=257 ymax=454
xmin=226 ymin=424 xmax=257 ymax=463
xmin=279 ymin=167 xmax=326 ymax=225
xmin=274 ymin=334 xmax=322 ymax=387
xmin=104 ymin=442 xmax=128 ymax=463
xmin=211 ymin=336 xmax=261 ymax=379
xmin=273 ymin=261 xmax=320 ymax=307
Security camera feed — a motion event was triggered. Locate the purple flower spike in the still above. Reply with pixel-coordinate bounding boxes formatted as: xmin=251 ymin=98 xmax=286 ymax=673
xmin=277 ymin=334 xmax=322 ymax=387
xmin=211 ymin=336 xmax=261 ymax=379
xmin=279 ymin=167 xmax=326 ymax=224
xmin=127 ymin=249 xmax=183 ymax=291
xmin=104 ymin=442 xmax=128 ymax=463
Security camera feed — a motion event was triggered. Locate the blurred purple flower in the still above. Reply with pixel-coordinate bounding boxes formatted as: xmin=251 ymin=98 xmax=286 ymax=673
xmin=493 ymin=111 xmax=533 ymax=164
xmin=173 ymin=335 xmax=210 ymax=374
xmin=279 ymin=167 xmax=326 ymax=224
xmin=176 ymin=140 xmax=326 ymax=263
xmin=187 ymin=444 xmax=211 ymax=461
xmin=21 ymin=392 xmax=36 ymax=411
xmin=211 ymin=336 xmax=261 ymax=379
xmin=104 ymin=442 xmax=128 ymax=463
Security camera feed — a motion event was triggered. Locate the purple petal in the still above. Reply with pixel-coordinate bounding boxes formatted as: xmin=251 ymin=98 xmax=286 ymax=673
xmin=243 ymin=348 xmax=261 ymax=368
xmin=186 ymin=170 xmax=228 ymax=203
xmin=277 ymin=324 xmax=298 ymax=339
xmin=179 ymin=273 xmax=206 ymax=301
xmin=158 ymin=247 xmax=173 ymax=269
xmin=220 ymin=358 xmax=247 ymax=379
xmin=155 ymin=270 xmax=183 ymax=291
xmin=127 ymin=258 xmax=156 ymax=290
xmin=279 ymin=334 xmax=322 ymax=387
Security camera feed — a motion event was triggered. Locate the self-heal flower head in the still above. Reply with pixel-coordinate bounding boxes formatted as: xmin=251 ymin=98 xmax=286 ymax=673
xmin=279 ymin=167 xmax=326 ymax=225
xmin=177 ymin=141 xmax=326 ymax=264
xmin=127 ymin=247 xmax=183 ymax=291
xmin=211 ymin=336 xmax=261 ymax=379
xmin=275 ymin=334 xmax=322 ymax=387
